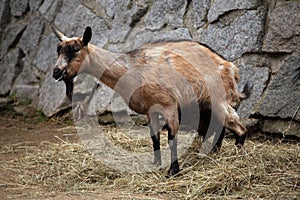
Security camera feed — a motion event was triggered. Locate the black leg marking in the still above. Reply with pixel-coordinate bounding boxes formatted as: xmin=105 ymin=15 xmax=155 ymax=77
xmin=199 ymin=110 xmax=226 ymax=153
xmin=212 ymin=127 xmax=225 ymax=152
xmin=149 ymin=125 xmax=161 ymax=166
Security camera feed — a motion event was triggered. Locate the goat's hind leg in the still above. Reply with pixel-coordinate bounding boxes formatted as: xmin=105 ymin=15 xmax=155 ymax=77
xmin=165 ymin=112 xmax=180 ymax=177
xmin=165 ymin=124 xmax=180 ymax=177
xmin=147 ymin=113 xmax=162 ymax=166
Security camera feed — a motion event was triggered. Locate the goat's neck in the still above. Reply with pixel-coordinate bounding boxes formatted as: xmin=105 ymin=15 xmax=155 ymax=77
xmin=84 ymin=44 xmax=127 ymax=89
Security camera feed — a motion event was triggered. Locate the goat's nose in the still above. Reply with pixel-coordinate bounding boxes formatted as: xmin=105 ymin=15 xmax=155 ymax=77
xmin=53 ymin=68 xmax=63 ymax=80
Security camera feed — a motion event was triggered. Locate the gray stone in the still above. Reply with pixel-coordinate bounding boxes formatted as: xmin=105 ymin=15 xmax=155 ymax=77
xmin=10 ymin=0 xmax=29 ymax=17
xmin=87 ymin=84 xmax=114 ymax=116
xmin=0 ymin=23 xmax=27 ymax=59
xmin=0 ymin=0 xmax=10 ymax=37
xmin=54 ymin=0 xmax=83 ymax=33
xmin=10 ymin=65 xmax=39 ymax=101
xmin=262 ymin=2 xmax=300 ymax=53
xmin=86 ymin=81 xmax=139 ymax=116
xmin=34 ymin=30 xmax=57 ymax=73
xmin=192 ymin=0 xmax=211 ymax=28
xmin=70 ymin=5 xmax=109 ymax=47
xmin=262 ymin=119 xmax=300 ymax=138
xmin=93 ymin=0 xmax=120 ymax=19
xmin=39 ymin=0 xmax=62 ymax=22
xmin=201 ymin=10 xmax=265 ymax=61
xmin=18 ymin=18 xmax=44 ymax=58
xmin=0 ymin=49 xmax=22 ymax=95
xmin=34 ymin=70 xmax=70 ymax=117
xmin=207 ymin=0 xmax=260 ymax=23
xmin=128 ymin=28 xmax=191 ymax=50
xmin=73 ymin=74 xmax=99 ymax=96
xmin=29 ymin=0 xmax=43 ymax=11
xmin=85 ymin=0 xmax=149 ymax=44
xmin=237 ymin=64 xmax=270 ymax=118
xmin=144 ymin=0 xmax=187 ymax=30
xmin=258 ymin=56 xmax=300 ymax=121
xmin=96 ymin=0 xmax=130 ymax=44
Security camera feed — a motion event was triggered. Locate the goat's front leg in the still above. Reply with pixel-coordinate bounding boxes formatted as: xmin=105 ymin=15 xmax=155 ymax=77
xmin=149 ymin=125 xmax=161 ymax=166
xmin=198 ymin=110 xmax=225 ymax=152
xmin=147 ymin=113 xmax=161 ymax=166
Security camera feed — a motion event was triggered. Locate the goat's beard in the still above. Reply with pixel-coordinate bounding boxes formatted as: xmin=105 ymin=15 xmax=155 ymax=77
xmin=63 ymin=78 xmax=74 ymax=101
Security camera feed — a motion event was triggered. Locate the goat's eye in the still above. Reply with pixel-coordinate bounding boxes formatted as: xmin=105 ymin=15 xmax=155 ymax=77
xmin=73 ymin=45 xmax=81 ymax=53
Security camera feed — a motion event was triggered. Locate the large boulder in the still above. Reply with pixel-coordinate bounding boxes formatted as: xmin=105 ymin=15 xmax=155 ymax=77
xmin=10 ymin=0 xmax=29 ymax=17
xmin=108 ymin=1 xmax=149 ymax=44
xmin=10 ymin=64 xmax=40 ymax=101
xmin=29 ymin=0 xmax=43 ymax=11
xmin=34 ymin=70 xmax=69 ymax=117
xmin=262 ymin=1 xmax=300 ymax=53
xmin=262 ymin=119 xmax=300 ymax=138
xmin=237 ymin=64 xmax=270 ymax=119
xmin=33 ymin=30 xmax=58 ymax=73
xmin=128 ymin=28 xmax=191 ymax=50
xmin=0 ymin=23 xmax=27 ymax=59
xmin=54 ymin=0 xmax=83 ymax=32
xmin=70 ymin=5 xmax=109 ymax=47
xmin=0 ymin=49 xmax=24 ymax=95
xmin=39 ymin=0 xmax=63 ymax=22
xmin=200 ymin=9 xmax=265 ymax=61
xmin=207 ymin=0 xmax=260 ymax=23
xmin=35 ymin=72 xmax=99 ymax=117
xmin=191 ymin=0 xmax=211 ymax=29
xmin=144 ymin=0 xmax=187 ymax=30
xmin=0 ymin=0 xmax=10 ymax=37
xmin=18 ymin=18 xmax=44 ymax=59
xmin=257 ymin=56 xmax=300 ymax=121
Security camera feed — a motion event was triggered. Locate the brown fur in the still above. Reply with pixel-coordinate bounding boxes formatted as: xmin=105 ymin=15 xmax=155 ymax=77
xmin=52 ymin=28 xmax=247 ymax=175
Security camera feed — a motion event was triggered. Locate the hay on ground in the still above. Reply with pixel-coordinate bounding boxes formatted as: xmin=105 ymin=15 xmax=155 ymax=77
xmin=0 ymin=128 xmax=299 ymax=200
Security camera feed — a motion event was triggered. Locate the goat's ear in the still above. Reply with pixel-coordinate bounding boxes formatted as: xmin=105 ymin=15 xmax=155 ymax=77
xmin=240 ymin=80 xmax=253 ymax=100
xmin=82 ymin=26 xmax=92 ymax=46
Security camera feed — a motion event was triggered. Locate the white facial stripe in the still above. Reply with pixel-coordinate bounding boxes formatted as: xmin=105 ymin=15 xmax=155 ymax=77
xmin=56 ymin=55 xmax=68 ymax=70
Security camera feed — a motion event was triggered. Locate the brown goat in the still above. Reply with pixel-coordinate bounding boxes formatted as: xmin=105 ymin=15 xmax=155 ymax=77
xmin=52 ymin=26 xmax=248 ymax=176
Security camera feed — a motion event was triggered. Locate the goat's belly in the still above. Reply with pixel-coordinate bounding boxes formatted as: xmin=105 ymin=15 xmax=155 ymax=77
xmin=128 ymin=100 xmax=149 ymax=115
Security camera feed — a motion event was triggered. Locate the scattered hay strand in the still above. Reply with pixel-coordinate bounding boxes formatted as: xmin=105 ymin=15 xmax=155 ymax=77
xmin=0 ymin=129 xmax=299 ymax=199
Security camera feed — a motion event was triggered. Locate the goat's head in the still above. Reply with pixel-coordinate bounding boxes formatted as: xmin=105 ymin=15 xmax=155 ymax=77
xmin=52 ymin=26 xmax=92 ymax=100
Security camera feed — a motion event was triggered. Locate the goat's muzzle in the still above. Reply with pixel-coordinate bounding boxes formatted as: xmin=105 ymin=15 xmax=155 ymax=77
xmin=53 ymin=68 xmax=74 ymax=101
xmin=53 ymin=68 xmax=64 ymax=82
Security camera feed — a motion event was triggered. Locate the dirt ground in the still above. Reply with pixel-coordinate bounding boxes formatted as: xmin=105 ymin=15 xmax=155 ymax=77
xmin=0 ymin=105 xmax=167 ymax=200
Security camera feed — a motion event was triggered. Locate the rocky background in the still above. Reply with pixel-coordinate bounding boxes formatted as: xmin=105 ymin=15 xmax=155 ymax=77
xmin=0 ymin=0 xmax=299 ymax=137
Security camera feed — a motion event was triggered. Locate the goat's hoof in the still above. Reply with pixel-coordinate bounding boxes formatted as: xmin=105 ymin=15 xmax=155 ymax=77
xmin=234 ymin=144 xmax=245 ymax=154
xmin=211 ymin=146 xmax=221 ymax=154
xmin=166 ymin=161 xmax=180 ymax=178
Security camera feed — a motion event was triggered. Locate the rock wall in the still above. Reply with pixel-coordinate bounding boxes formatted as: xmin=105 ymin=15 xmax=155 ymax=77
xmin=0 ymin=0 xmax=299 ymax=137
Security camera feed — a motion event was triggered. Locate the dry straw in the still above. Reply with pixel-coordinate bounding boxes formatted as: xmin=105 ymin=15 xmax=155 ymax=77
xmin=1 ymin=128 xmax=299 ymax=199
